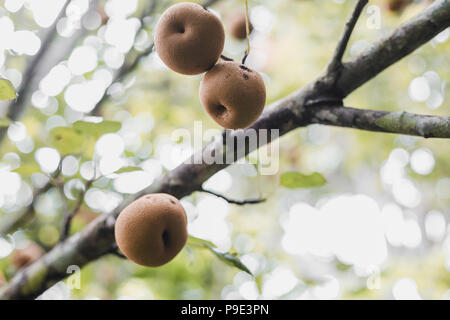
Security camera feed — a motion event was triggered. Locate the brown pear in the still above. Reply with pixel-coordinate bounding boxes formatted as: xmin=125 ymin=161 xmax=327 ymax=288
xmin=199 ymin=61 xmax=266 ymax=129
xmin=154 ymin=2 xmax=225 ymax=75
xmin=114 ymin=193 xmax=188 ymax=267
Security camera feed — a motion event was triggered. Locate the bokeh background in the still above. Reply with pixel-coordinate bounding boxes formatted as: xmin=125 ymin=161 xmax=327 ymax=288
xmin=0 ymin=0 xmax=449 ymax=300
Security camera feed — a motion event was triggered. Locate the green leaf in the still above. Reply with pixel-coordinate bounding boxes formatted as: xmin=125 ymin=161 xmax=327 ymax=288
xmin=0 ymin=79 xmax=16 ymax=101
xmin=72 ymin=120 xmax=121 ymax=138
xmin=186 ymin=236 xmax=217 ymax=249
xmin=205 ymin=244 xmax=252 ymax=276
xmin=0 ymin=117 xmax=11 ymax=127
xmin=114 ymin=166 xmax=142 ymax=174
xmin=13 ymin=163 xmax=41 ymax=175
xmin=50 ymin=126 xmax=84 ymax=155
xmin=280 ymin=171 xmax=326 ymax=189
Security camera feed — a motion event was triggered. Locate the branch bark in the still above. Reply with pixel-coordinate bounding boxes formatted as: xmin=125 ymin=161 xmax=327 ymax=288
xmin=0 ymin=0 xmax=449 ymax=300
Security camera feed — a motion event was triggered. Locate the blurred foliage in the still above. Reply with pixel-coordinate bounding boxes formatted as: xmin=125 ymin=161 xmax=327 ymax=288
xmin=0 ymin=79 xmax=15 ymax=101
xmin=280 ymin=172 xmax=327 ymax=189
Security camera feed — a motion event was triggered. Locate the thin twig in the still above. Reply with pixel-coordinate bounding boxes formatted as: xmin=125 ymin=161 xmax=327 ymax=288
xmin=0 ymin=183 xmax=51 ymax=235
xmin=91 ymin=44 xmax=155 ymax=115
xmin=327 ymin=0 xmax=368 ymax=73
xmin=198 ymin=188 xmax=266 ymax=205
xmin=243 ymin=0 xmax=251 ymax=64
xmin=1 ymin=0 xmax=449 ymax=300
xmin=91 ymin=0 xmax=219 ymax=115
xmin=220 ymin=54 xmax=234 ymax=61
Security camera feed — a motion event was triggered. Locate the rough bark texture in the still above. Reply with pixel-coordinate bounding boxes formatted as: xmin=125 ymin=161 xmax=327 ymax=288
xmin=0 ymin=1 xmax=73 ymax=142
xmin=0 ymin=0 xmax=449 ymax=300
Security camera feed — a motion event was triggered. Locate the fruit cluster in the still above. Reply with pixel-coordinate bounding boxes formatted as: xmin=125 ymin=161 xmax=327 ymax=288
xmin=115 ymin=2 xmax=266 ymax=268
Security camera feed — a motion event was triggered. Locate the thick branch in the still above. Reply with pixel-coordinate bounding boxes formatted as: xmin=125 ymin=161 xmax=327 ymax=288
xmin=0 ymin=0 xmax=449 ymax=300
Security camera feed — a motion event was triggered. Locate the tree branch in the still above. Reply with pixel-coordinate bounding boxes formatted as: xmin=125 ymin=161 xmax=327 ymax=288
xmin=0 ymin=0 xmax=449 ymax=300
xmin=327 ymin=0 xmax=368 ymax=73
xmin=197 ymin=188 xmax=266 ymax=205
xmin=0 ymin=0 xmax=157 ymax=235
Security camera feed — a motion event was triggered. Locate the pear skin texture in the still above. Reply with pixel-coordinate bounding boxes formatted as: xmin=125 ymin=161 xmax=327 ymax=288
xmin=12 ymin=242 xmax=44 ymax=269
xmin=154 ymin=2 xmax=225 ymax=75
xmin=114 ymin=194 xmax=188 ymax=267
xmin=229 ymin=13 xmax=253 ymax=40
xmin=199 ymin=61 xmax=266 ymax=129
